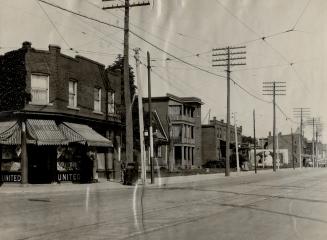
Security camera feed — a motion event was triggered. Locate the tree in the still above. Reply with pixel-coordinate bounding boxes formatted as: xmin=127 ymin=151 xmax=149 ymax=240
xmin=108 ymin=55 xmax=136 ymax=162
xmin=0 ymin=48 xmax=31 ymax=112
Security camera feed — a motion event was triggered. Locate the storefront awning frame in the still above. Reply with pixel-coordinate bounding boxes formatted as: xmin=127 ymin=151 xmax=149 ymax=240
xmin=59 ymin=122 xmax=113 ymax=147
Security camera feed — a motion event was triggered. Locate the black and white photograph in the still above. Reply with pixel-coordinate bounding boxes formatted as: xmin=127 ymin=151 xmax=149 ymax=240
xmin=1 ymin=0 xmax=327 ymax=239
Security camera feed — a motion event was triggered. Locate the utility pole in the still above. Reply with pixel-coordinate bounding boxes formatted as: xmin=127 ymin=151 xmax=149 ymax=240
xmin=291 ymin=128 xmax=295 ymax=170
xmin=102 ymin=0 xmax=150 ymax=165
xmin=233 ymin=112 xmax=240 ymax=172
xmin=134 ymin=48 xmax=146 ymax=184
xmin=263 ymin=81 xmax=286 ymax=172
xmin=293 ymin=108 xmax=310 ymax=168
xmin=253 ymin=109 xmax=257 ymax=174
xmin=306 ymin=117 xmax=321 ymax=168
xmin=212 ymin=46 xmax=246 ymax=176
xmin=147 ymin=51 xmax=154 ymax=184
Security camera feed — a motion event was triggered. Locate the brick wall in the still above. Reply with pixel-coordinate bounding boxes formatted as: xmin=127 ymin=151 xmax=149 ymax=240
xmin=201 ymin=126 xmax=217 ymax=164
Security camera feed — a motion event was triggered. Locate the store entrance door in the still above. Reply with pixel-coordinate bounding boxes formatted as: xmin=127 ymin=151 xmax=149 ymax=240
xmin=28 ymin=145 xmax=56 ymax=184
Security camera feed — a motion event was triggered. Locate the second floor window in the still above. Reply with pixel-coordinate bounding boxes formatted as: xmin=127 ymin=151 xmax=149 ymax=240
xmin=168 ymin=105 xmax=181 ymax=116
xmin=107 ymin=91 xmax=115 ymax=114
xmin=94 ymin=87 xmax=101 ymax=112
xmin=31 ymin=74 xmax=49 ymax=105
xmin=68 ymin=81 xmax=77 ymax=107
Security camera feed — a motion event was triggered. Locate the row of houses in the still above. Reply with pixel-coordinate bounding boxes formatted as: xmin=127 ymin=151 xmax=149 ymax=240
xmin=0 ymin=42 xmax=243 ymax=184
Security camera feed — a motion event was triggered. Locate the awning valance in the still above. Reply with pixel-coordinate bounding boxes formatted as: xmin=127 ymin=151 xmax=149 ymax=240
xmin=59 ymin=122 xmax=113 ymax=147
xmin=26 ymin=119 xmax=67 ymax=146
xmin=0 ymin=121 xmax=21 ymax=145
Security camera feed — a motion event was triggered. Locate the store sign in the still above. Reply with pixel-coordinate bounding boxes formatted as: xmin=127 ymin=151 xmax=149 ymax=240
xmin=1 ymin=173 xmax=21 ymax=182
xmin=57 ymin=172 xmax=80 ymax=181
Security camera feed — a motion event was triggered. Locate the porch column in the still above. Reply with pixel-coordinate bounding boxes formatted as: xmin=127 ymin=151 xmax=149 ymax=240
xmin=21 ymin=121 xmax=28 ymax=184
xmin=181 ymin=146 xmax=184 ymax=168
xmin=104 ymin=130 xmax=112 ymax=180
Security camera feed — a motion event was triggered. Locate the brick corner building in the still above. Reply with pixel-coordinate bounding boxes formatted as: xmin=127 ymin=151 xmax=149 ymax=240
xmin=0 ymin=42 xmax=122 ymax=184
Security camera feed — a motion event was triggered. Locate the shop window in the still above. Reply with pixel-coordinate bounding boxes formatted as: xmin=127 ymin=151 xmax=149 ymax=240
xmin=94 ymin=87 xmax=101 ymax=112
xmin=57 ymin=146 xmax=80 ymax=172
xmin=1 ymin=146 xmax=21 ymax=172
xmin=107 ymin=91 xmax=115 ymax=114
xmin=31 ymin=74 xmax=49 ymax=105
xmin=68 ymin=81 xmax=77 ymax=108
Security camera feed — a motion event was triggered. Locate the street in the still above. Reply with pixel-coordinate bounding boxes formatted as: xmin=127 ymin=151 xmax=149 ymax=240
xmin=1 ymin=169 xmax=327 ymax=240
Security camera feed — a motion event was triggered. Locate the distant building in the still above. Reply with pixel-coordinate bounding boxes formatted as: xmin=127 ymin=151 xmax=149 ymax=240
xmin=267 ymin=130 xmax=308 ymax=167
xmin=201 ymin=117 xmax=242 ymax=165
xmin=143 ymin=93 xmax=203 ymax=170
xmin=0 ymin=42 xmax=122 ymax=183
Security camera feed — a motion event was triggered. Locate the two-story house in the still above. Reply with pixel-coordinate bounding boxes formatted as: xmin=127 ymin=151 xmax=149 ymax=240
xmin=143 ymin=93 xmax=202 ymax=170
xmin=0 ymin=42 xmax=122 ymax=184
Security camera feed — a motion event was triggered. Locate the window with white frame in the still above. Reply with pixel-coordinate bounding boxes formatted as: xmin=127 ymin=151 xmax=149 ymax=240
xmin=31 ymin=74 xmax=49 ymax=104
xmin=94 ymin=87 xmax=101 ymax=112
xmin=68 ymin=81 xmax=77 ymax=108
xmin=107 ymin=91 xmax=115 ymax=114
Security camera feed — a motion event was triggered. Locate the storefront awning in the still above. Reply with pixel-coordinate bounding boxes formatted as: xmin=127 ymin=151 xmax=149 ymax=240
xmin=26 ymin=119 xmax=67 ymax=146
xmin=0 ymin=121 xmax=21 ymax=145
xmin=59 ymin=122 xmax=113 ymax=147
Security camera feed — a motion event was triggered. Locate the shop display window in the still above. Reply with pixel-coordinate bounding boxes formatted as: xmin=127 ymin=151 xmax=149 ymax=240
xmin=1 ymin=145 xmax=21 ymax=172
xmin=57 ymin=146 xmax=80 ymax=171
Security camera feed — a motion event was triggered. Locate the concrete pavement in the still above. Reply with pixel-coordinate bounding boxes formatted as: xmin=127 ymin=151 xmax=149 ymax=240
xmin=1 ymin=168 xmax=326 ymax=240
xmin=0 ymin=168 xmax=292 ymax=194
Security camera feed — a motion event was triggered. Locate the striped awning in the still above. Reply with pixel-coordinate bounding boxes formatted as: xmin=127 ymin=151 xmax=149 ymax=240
xmin=26 ymin=119 xmax=67 ymax=145
xmin=59 ymin=122 xmax=113 ymax=147
xmin=0 ymin=121 xmax=21 ymax=145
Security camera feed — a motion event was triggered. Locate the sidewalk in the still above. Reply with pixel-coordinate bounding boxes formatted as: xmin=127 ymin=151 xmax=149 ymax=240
xmin=0 ymin=168 xmax=304 ymax=194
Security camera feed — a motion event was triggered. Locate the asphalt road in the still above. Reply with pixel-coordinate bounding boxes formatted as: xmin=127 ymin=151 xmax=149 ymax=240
xmin=1 ymin=168 xmax=327 ymax=240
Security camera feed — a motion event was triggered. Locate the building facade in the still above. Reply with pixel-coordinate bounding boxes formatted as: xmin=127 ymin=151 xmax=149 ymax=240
xmin=143 ymin=94 xmax=202 ymax=170
xmin=202 ymin=117 xmax=242 ymax=166
xmin=0 ymin=42 xmax=122 ymax=184
xmin=267 ymin=131 xmax=307 ymax=167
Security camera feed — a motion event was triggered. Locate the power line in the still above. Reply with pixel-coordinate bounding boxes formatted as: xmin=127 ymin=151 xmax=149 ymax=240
xmin=38 ymin=0 xmax=123 ymax=30
xmin=37 ymin=0 xmax=72 ymax=50
xmin=292 ymin=0 xmax=312 ymax=29
xmin=35 ymin=0 xmax=293 ymax=118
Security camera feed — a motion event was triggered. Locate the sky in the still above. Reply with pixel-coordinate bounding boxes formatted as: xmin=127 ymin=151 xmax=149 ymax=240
xmin=1 ymin=0 xmax=326 ymax=141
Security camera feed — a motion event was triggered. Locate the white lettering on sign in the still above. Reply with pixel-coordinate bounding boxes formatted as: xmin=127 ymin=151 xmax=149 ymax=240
xmin=57 ymin=173 xmax=80 ymax=182
xmin=1 ymin=174 xmax=22 ymax=182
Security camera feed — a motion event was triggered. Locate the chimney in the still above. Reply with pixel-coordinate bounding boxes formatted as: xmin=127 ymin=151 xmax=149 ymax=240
xmin=22 ymin=41 xmax=31 ymax=49
xmin=269 ymin=131 xmax=271 ymax=137
xmin=49 ymin=44 xmax=61 ymax=54
xmin=220 ymin=119 xmax=224 ymax=123
xmin=213 ymin=116 xmax=216 ymax=121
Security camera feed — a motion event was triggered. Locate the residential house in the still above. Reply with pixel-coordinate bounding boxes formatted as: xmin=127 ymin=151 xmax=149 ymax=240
xmin=143 ymin=93 xmax=203 ymax=170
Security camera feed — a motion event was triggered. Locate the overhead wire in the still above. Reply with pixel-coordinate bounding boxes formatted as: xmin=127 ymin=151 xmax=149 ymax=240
xmin=36 ymin=0 xmax=73 ymax=51
xmin=37 ymin=0 xmax=298 ymax=125
xmin=292 ymin=0 xmax=312 ymax=29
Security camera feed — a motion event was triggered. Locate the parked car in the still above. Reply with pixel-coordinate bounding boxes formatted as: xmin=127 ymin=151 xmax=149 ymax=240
xmin=202 ymin=160 xmax=225 ymax=168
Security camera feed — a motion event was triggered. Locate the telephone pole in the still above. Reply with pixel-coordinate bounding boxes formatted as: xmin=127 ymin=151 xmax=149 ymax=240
xmin=102 ymin=0 xmax=150 ymax=165
xmin=263 ymin=81 xmax=286 ymax=172
xmin=253 ymin=109 xmax=257 ymax=174
xmin=147 ymin=51 xmax=154 ymax=184
xmin=233 ymin=112 xmax=240 ymax=172
xmin=212 ymin=46 xmax=246 ymax=176
xmin=291 ymin=128 xmax=295 ymax=170
xmin=306 ymin=117 xmax=321 ymax=168
xmin=293 ymin=107 xmax=310 ymax=168
xmin=134 ymin=48 xmax=146 ymax=183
